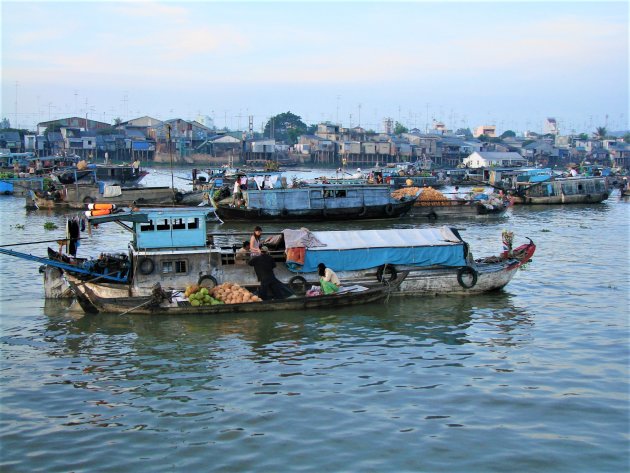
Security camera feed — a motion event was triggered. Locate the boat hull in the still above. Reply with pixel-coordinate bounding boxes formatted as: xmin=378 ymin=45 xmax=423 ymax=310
xmin=215 ymin=200 xmax=416 ymax=221
xmin=28 ymin=185 xmax=179 ymax=209
xmin=512 ymin=192 xmax=608 ymax=205
xmin=410 ymin=201 xmax=508 ymax=219
xmin=75 ymin=283 xmax=393 ymax=315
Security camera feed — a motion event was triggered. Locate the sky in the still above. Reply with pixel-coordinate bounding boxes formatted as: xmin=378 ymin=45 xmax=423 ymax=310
xmin=1 ymin=0 xmax=628 ymax=135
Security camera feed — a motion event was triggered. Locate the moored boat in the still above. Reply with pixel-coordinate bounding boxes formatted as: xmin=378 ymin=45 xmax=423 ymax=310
xmin=215 ymin=183 xmax=417 ymax=221
xmin=0 ymin=208 xmax=534 ymax=304
xmin=511 ymin=175 xmax=609 ymax=204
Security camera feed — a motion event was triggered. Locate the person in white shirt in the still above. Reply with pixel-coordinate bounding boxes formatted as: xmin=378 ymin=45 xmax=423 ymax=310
xmin=318 ymin=263 xmax=340 ymax=294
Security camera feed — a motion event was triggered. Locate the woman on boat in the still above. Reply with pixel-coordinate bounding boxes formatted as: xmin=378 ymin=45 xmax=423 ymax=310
xmin=250 ymin=226 xmax=263 ymax=255
xmin=318 ymin=263 xmax=340 ymax=294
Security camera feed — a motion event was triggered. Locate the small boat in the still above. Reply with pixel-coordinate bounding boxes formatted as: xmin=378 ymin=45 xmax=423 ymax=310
xmin=215 ymin=183 xmax=417 ymax=221
xmin=408 ymin=198 xmax=509 ymax=220
xmin=68 ymin=275 xmax=405 ymax=316
xmin=54 ymin=164 xmax=147 ymax=186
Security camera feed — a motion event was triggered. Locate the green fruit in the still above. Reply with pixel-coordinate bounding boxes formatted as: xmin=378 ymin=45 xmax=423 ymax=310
xmin=200 ymin=288 xmax=209 ymax=296
xmin=190 ymin=299 xmax=200 ymax=306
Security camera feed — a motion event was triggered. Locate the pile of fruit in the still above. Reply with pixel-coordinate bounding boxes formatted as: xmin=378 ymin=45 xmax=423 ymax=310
xmin=416 ymin=187 xmax=450 ymax=206
xmin=391 ymin=187 xmax=421 ymax=199
xmin=210 ymin=282 xmax=262 ymax=304
xmin=185 ymin=285 xmax=224 ymax=306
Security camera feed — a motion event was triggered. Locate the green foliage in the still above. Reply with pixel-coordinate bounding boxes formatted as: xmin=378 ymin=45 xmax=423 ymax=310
xmin=455 ymin=128 xmax=473 ymax=139
xmin=393 ymin=122 xmax=408 ymax=135
xmin=44 ymin=124 xmax=63 ymax=133
xmin=1 ymin=127 xmax=34 ymax=138
xmin=623 ymin=132 xmax=630 ymax=144
xmin=264 ymin=112 xmax=307 ymax=145
xmin=595 ymin=126 xmax=607 ymax=139
xmin=577 ymin=133 xmax=589 ymax=140
xmin=43 ymin=222 xmax=58 ymax=230
xmin=500 ymin=130 xmax=516 ymax=139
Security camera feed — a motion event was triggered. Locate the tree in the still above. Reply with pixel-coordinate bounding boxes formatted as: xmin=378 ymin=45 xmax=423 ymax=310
xmin=263 ymin=111 xmax=307 ymax=144
xmin=114 ymin=117 xmax=122 ymax=126
xmin=393 ymin=122 xmax=408 ymax=135
xmin=500 ymin=130 xmax=516 ymax=139
xmin=595 ymin=126 xmax=607 ymax=139
xmin=624 ymin=132 xmax=630 ymax=144
xmin=455 ymin=128 xmax=473 ymax=139
xmin=578 ymin=133 xmax=588 ymax=140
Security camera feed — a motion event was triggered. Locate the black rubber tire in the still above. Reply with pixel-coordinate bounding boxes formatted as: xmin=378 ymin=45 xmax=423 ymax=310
xmin=138 ymin=257 xmax=155 ymax=275
xmin=376 ymin=264 xmax=397 ymax=283
xmin=83 ymin=196 xmax=94 ymax=204
xmin=174 ymin=191 xmax=184 ymax=203
xmin=457 ymin=266 xmax=478 ymax=289
xmin=281 ymin=208 xmax=289 ymax=217
xmin=384 ymin=203 xmax=395 ymax=216
xmin=357 ymin=206 xmax=368 ymax=217
xmin=602 ymin=193 xmax=608 ymax=200
xmin=288 ymin=276 xmax=308 ymax=295
xmin=198 ymin=274 xmax=218 ymax=289
xmin=427 ymin=211 xmax=438 ymax=220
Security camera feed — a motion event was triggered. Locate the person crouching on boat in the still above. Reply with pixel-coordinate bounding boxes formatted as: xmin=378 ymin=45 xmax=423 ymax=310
xmin=248 ymin=246 xmax=293 ymax=300
xmin=318 ymin=263 xmax=340 ymax=294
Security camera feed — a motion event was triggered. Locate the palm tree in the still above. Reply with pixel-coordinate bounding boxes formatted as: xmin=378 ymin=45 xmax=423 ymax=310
xmin=595 ymin=126 xmax=607 ymax=140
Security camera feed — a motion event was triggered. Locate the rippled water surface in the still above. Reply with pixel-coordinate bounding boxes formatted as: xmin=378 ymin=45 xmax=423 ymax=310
xmin=1 ymin=169 xmax=628 ymax=472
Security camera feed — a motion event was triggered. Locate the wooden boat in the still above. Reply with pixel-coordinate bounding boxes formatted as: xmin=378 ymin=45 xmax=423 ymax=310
xmin=215 ymin=183 xmax=417 ymax=221
xmin=69 ymin=275 xmax=405 ymax=315
xmin=510 ymin=175 xmax=609 ymax=205
xmin=408 ymin=198 xmax=509 ymax=220
xmin=0 ymin=209 xmax=534 ymax=302
xmin=54 ymin=164 xmax=147 ymax=186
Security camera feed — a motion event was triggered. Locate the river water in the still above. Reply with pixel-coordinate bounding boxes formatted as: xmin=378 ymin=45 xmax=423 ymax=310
xmin=1 ymin=168 xmax=628 ymax=472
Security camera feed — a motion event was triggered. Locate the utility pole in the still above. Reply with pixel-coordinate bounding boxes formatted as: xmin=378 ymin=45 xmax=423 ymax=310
xmin=14 ymin=81 xmax=18 ymax=129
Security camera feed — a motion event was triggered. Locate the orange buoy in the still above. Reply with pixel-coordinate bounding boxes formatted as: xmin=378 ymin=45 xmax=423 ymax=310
xmin=87 ymin=203 xmax=116 ymax=210
xmin=84 ymin=209 xmax=112 ymax=217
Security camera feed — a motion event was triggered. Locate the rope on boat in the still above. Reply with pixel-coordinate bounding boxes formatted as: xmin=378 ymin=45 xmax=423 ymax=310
xmin=0 ymin=237 xmax=85 ymax=248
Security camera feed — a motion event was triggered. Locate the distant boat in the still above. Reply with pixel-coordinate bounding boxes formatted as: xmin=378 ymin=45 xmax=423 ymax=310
xmin=214 ymin=183 xmax=417 ymax=221
xmin=511 ymin=175 xmax=610 ymax=204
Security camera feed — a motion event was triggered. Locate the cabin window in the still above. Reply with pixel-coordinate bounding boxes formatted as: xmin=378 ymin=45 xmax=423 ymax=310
xmin=175 ymin=260 xmax=187 ymax=273
xmin=335 ymin=190 xmax=347 ymax=198
xmin=187 ymin=218 xmax=199 ymax=230
xmin=310 ymin=190 xmax=322 ymax=199
xmin=577 ymin=184 xmax=583 ymax=191
xmin=110 ymin=169 xmax=116 ymax=177
xmin=140 ymin=219 xmax=155 ymax=231
xmin=172 ymin=218 xmax=186 ymax=230
xmin=156 ymin=219 xmax=170 ymax=231
xmin=162 ymin=261 xmax=173 ymax=273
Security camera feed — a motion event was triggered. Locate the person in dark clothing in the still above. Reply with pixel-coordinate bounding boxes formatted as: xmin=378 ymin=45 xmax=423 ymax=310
xmin=248 ymin=246 xmax=293 ymax=300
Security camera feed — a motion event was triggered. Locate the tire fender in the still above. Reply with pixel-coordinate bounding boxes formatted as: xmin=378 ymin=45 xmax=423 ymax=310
xmin=376 ymin=264 xmax=397 ymax=283
xmin=138 ymin=257 xmax=155 ymax=275
xmin=288 ymin=275 xmax=307 ymax=295
xmin=384 ymin=203 xmax=395 ymax=216
xmin=198 ymin=274 xmax=218 ymax=289
xmin=457 ymin=266 xmax=478 ymax=289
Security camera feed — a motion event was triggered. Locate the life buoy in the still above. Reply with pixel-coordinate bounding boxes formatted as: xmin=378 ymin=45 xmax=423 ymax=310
xmin=376 ymin=264 xmax=397 ymax=283
xmin=198 ymin=274 xmax=218 ymax=289
xmin=138 ymin=257 xmax=155 ymax=275
xmin=427 ymin=211 xmax=438 ymax=220
xmin=384 ymin=203 xmax=395 ymax=216
xmin=358 ymin=205 xmax=368 ymax=217
xmin=288 ymin=275 xmax=307 ymax=295
xmin=83 ymin=196 xmax=94 ymax=204
xmin=602 ymin=193 xmax=609 ymax=200
xmin=281 ymin=208 xmax=289 ymax=217
xmin=457 ymin=266 xmax=478 ymax=289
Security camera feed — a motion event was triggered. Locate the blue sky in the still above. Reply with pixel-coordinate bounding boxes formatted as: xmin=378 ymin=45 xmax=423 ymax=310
xmin=1 ymin=0 xmax=628 ymax=134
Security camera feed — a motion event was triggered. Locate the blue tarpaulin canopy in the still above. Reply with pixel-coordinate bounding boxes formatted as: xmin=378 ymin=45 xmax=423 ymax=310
xmin=287 ymin=227 xmax=467 ymax=272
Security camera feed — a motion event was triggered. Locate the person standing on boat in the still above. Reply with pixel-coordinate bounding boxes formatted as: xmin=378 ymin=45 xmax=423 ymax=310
xmin=250 ymin=226 xmax=263 ymax=255
xmin=132 ymin=158 xmax=141 ymax=176
xmin=233 ymin=180 xmax=243 ymax=206
xmin=318 ymin=263 xmax=340 ymax=294
xmin=248 ymin=246 xmax=293 ymax=300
